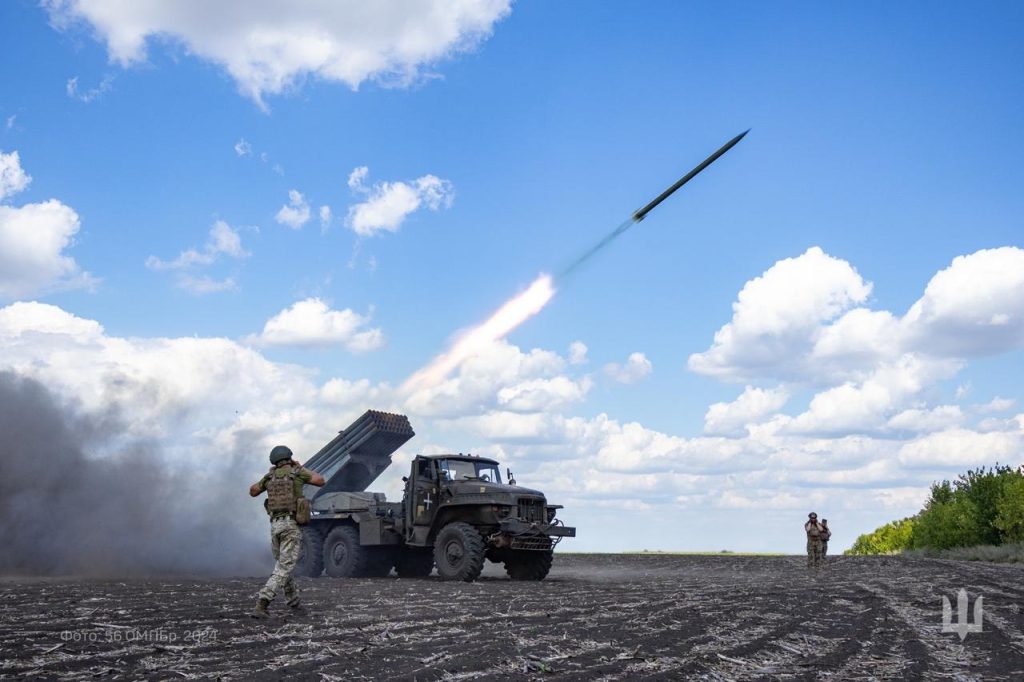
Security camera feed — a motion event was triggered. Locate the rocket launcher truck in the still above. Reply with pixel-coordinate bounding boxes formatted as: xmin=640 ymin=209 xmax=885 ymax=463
xmin=291 ymin=410 xmax=575 ymax=582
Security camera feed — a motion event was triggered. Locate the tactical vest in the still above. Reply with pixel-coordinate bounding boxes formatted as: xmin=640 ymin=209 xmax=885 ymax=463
xmin=266 ymin=466 xmax=300 ymax=515
xmin=806 ymin=523 xmax=821 ymax=538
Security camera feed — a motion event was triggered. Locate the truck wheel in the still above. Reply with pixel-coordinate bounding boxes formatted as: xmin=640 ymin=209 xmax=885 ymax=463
xmin=293 ymin=526 xmax=324 ymax=577
xmin=323 ymin=525 xmax=368 ymax=578
xmin=434 ymin=522 xmax=486 ymax=582
xmin=395 ymin=548 xmax=434 ymax=578
xmin=505 ymin=549 xmax=553 ymax=581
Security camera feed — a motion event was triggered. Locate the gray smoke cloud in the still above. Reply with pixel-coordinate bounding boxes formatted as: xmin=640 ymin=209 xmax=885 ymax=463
xmin=0 ymin=371 xmax=271 ymax=576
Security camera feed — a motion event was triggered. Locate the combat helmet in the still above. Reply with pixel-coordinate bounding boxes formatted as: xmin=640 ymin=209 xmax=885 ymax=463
xmin=808 ymin=511 xmax=818 ymax=519
xmin=269 ymin=445 xmax=293 ymax=465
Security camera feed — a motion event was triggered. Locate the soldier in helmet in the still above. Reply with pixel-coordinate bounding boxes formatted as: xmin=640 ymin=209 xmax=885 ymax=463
xmin=804 ymin=512 xmax=824 ymax=569
xmin=248 ymin=445 xmax=325 ymax=618
xmin=820 ymin=519 xmax=832 ymax=563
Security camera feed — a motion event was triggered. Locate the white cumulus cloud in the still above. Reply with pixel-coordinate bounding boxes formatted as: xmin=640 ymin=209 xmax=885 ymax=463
xmin=902 ymin=247 xmax=1024 ymax=357
xmin=146 ymin=220 xmax=248 ymax=271
xmin=604 ymin=352 xmax=652 ymax=384
xmin=345 ymin=166 xmax=454 ymax=237
xmin=689 ymin=247 xmax=873 ymax=382
xmin=690 ymin=246 xmax=1024 ymax=402
xmin=0 ymin=150 xmax=31 ymax=200
xmin=146 ymin=220 xmax=249 ymax=295
xmin=704 ymin=386 xmax=789 ymax=437
xmin=319 ymin=205 xmax=331 ymax=232
xmin=978 ymin=397 xmax=1016 ymax=413
xmin=248 ymin=298 xmax=384 ymax=352
xmin=497 ymin=376 xmax=593 ymax=413
xmin=568 ymin=341 xmax=588 ymax=365
xmin=403 ymin=339 xmax=573 ymax=418
xmin=0 ymin=151 xmax=94 ymax=299
xmin=45 ymin=0 xmax=512 ymax=107
xmin=275 ymin=189 xmax=311 ymax=230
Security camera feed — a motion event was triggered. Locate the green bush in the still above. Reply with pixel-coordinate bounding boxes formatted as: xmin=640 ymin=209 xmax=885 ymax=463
xmin=846 ymin=517 xmax=915 ymax=555
xmin=909 ymin=493 xmax=980 ymax=549
xmin=849 ymin=464 xmax=1024 ymax=556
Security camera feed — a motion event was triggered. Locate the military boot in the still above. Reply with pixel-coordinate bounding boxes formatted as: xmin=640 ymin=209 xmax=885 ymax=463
xmin=286 ymin=597 xmax=306 ymax=615
xmin=251 ymin=598 xmax=270 ymax=619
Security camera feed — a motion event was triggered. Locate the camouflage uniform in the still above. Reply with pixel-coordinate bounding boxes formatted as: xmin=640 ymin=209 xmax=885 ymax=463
xmin=820 ymin=521 xmax=832 ymax=563
xmin=804 ymin=517 xmax=824 ymax=568
xmin=256 ymin=465 xmax=313 ymax=607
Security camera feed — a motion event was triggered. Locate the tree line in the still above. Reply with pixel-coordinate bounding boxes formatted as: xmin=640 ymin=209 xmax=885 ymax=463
xmin=847 ymin=465 xmax=1024 ymax=555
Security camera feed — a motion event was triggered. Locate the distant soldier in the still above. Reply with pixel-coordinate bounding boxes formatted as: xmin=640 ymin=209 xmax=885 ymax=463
xmin=820 ymin=519 xmax=832 ymax=562
xmin=249 ymin=445 xmax=325 ymax=618
xmin=804 ymin=512 xmax=824 ymax=569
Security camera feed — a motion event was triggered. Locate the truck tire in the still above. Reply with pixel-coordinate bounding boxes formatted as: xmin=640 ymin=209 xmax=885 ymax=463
xmin=395 ymin=548 xmax=434 ymax=578
xmin=323 ymin=525 xmax=368 ymax=578
xmin=293 ymin=526 xmax=325 ymax=577
xmin=434 ymin=522 xmax=486 ymax=582
xmin=505 ymin=549 xmax=553 ymax=581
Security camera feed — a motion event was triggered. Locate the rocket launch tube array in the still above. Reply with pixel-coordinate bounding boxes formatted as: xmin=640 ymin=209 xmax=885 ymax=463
xmin=302 ymin=410 xmax=416 ymax=497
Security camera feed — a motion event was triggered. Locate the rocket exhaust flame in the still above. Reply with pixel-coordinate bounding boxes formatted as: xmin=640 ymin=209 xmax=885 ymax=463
xmin=402 ymin=131 xmax=748 ymax=392
xmin=401 ymin=273 xmax=557 ymax=394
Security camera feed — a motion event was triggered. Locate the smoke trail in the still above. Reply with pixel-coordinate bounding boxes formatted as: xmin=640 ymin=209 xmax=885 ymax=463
xmin=0 ymin=371 xmax=269 ymax=576
xmin=559 ymin=217 xmax=637 ymax=279
xmin=401 ymin=273 xmax=557 ymax=394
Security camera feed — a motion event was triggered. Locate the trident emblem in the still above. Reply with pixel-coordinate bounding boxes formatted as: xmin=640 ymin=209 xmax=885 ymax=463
xmin=941 ymin=588 xmax=983 ymax=640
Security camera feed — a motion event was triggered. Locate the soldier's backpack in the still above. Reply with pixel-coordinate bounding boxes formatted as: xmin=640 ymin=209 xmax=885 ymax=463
xmin=265 ymin=466 xmax=310 ymax=525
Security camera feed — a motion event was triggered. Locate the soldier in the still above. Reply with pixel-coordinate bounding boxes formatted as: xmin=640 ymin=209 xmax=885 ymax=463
xmin=804 ymin=512 xmax=824 ymax=569
xmin=820 ymin=519 xmax=832 ymax=563
xmin=249 ymin=445 xmax=325 ymax=618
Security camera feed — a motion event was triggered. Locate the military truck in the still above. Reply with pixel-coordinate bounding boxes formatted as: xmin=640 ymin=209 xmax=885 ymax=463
xmin=291 ymin=410 xmax=575 ymax=582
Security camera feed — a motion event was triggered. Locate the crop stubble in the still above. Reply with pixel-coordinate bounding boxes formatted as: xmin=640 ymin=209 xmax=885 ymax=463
xmin=2 ymin=554 xmax=1023 ymax=680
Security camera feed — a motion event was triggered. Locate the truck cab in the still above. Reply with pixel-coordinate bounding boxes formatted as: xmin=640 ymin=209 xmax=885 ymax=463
xmin=401 ymin=454 xmax=575 ymax=580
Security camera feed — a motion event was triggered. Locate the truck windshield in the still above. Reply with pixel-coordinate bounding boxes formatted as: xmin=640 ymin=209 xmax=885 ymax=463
xmin=438 ymin=459 xmax=502 ymax=483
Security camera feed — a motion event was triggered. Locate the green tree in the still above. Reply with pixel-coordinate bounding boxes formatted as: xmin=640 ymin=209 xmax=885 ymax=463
xmin=909 ymin=479 xmax=983 ymax=550
xmin=995 ymin=476 xmax=1024 ymax=543
xmin=956 ymin=465 xmax=1018 ymax=545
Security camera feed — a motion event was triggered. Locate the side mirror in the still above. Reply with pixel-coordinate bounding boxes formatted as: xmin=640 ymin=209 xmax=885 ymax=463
xmin=507 ymin=467 xmax=517 ymax=486
xmin=402 ymin=476 xmax=408 ymax=483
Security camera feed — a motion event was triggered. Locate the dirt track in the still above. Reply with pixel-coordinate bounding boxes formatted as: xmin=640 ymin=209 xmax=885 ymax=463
xmin=2 ymin=554 xmax=1023 ymax=680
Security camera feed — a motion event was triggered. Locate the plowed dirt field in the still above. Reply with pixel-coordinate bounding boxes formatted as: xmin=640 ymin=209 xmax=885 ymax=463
xmin=3 ymin=554 xmax=1023 ymax=680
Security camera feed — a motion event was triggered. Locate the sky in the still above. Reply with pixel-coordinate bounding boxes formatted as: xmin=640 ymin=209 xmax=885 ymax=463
xmin=1 ymin=0 xmax=1022 ymax=555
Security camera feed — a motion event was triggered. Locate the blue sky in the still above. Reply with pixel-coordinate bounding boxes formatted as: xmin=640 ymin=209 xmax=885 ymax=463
xmin=1 ymin=1 xmax=1022 ymax=553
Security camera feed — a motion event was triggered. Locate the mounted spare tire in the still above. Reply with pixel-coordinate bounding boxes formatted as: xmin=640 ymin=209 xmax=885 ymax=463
xmin=293 ymin=525 xmax=324 ymax=577
xmin=433 ymin=522 xmax=486 ymax=582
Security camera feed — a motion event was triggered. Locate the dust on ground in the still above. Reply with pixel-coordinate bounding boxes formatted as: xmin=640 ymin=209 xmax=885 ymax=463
xmin=2 ymin=554 xmax=1023 ymax=680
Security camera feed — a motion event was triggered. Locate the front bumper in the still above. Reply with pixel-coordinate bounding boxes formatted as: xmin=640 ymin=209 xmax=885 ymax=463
xmin=499 ymin=518 xmax=577 ymax=537
xmin=491 ymin=518 xmax=577 ymax=550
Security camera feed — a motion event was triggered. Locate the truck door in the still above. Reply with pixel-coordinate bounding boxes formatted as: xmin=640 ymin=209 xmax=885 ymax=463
xmin=405 ymin=457 xmax=438 ymax=536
